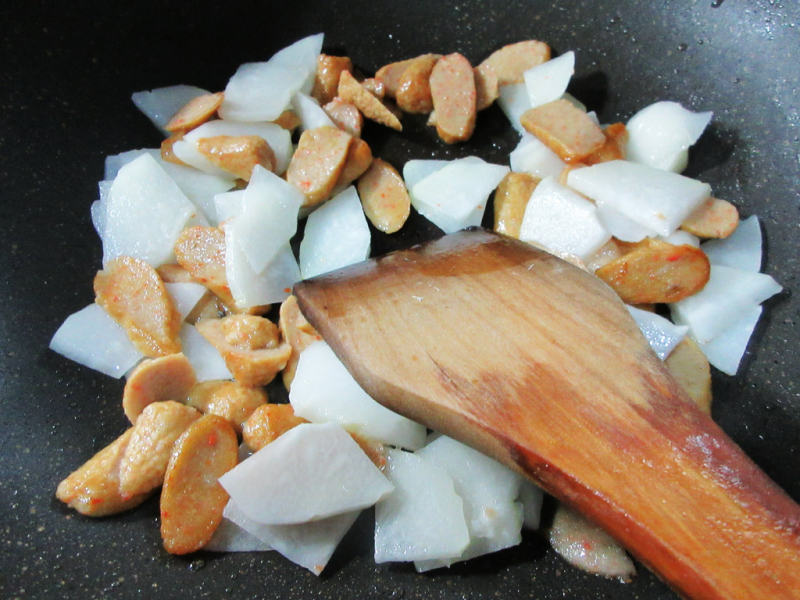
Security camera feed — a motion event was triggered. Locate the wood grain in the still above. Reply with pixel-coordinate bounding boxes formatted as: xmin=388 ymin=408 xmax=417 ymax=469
xmin=295 ymin=229 xmax=800 ymax=600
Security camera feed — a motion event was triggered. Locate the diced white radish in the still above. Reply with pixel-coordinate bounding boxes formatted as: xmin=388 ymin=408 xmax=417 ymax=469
xmin=290 ymin=341 xmax=427 ymax=449
xmin=292 ymin=92 xmax=335 ymax=130
xmin=413 ymin=435 xmax=524 ymax=570
xmin=661 ymin=230 xmax=700 ymax=247
xmin=104 ymin=148 xmax=159 ymax=180
xmin=497 ymin=83 xmax=531 ymax=134
xmin=702 ymin=215 xmax=762 ymax=272
xmin=223 ymin=499 xmax=358 ymax=575
xmin=519 ymin=176 xmax=611 ymax=260
xmin=417 ymin=435 xmax=523 ymax=539
xmin=594 ymin=203 xmax=658 ymax=243
xmin=179 ymin=323 xmax=232 ymax=381
xmin=566 ymin=160 xmax=711 ymax=237
xmin=91 ymin=197 xmax=107 ymax=240
xmin=402 ymin=159 xmax=449 ymax=189
xmin=299 ymin=186 xmax=371 ymax=279
xmin=523 ymin=51 xmax=575 ymax=108
xmin=563 ymin=93 xmax=588 ymax=113
xmin=203 ymin=517 xmax=273 ymax=553
xmin=219 ymin=34 xmax=324 ymax=122
xmin=164 ymin=282 xmax=207 ymax=320
xmin=230 ymin=165 xmax=302 ymax=273
xmin=698 ymin=305 xmax=762 ymax=375
xmin=626 ymin=305 xmax=688 ymax=360
xmin=219 ymin=422 xmax=393 ymax=525
xmin=183 ymin=120 xmax=293 ymax=175
xmin=102 ymin=153 xmax=199 ymax=267
xmin=519 ymin=480 xmax=544 ymax=530
xmin=410 ymin=157 xmax=509 ymax=234
xmin=670 ymin=265 xmax=781 ymax=343
xmin=214 ymin=190 xmax=245 ymax=224
xmin=131 ymin=85 xmax=210 ymax=133
xmin=374 ymin=449 xmax=470 ymax=563
xmin=626 ymin=101 xmax=713 ymax=172
xmin=509 ymin=133 xmax=566 ymax=179
xmin=158 ymin=162 xmax=236 ymax=224
xmin=225 ymin=233 xmax=300 ymax=308
xmin=50 ymin=304 xmax=144 ymax=378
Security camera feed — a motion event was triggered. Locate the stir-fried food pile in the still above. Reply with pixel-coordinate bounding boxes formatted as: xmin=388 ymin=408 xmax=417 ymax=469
xmin=51 ymin=34 xmax=782 ymax=579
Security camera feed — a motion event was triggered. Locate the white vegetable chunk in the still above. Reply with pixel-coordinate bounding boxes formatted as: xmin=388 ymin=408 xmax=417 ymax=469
xmin=223 ymin=499 xmax=358 ymax=575
xmin=414 ymin=435 xmax=524 ymax=570
xmin=102 ymin=153 xmax=199 ymax=267
xmin=626 ymin=305 xmax=688 ymax=360
xmin=203 ymin=517 xmax=273 ymax=553
xmin=219 ymin=422 xmax=393 ymax=525
xmin=214 ymin=190 xmax=245 ymax=224
xmin=225 ymin=233 xmax=300 ymax=308
xmin=219 ymin=34 xmax=324 ymax=122
xmin=374 ymin=449 xmax=470 ymax=563
xmin=626 ymin=101 xmax=713 ymax=172
xmin=402 ymin=159 xmax=449 ymax=189
xmin=497 ymin=83 xmax=531 ymax=134
xmin=519 ymin=176 xmax=611 ymax=260
xmin=232 ymin=165 xmax=302 ymax=273
xmin=164 ymin=282 xmax=208 ymax=321
xmin=509 ymin=133 xmax=566 ymax=179
xmin=179 ymin=324 xmax=233 ymax=381
xmin=292 ymin=92 xmax=335 ymax=131
xmin=660 ymin=230 xmax=700 ymax=248
xmin=410 ymin=157 xmax=509 ymax=234
xmin=670 ymin=265 xmax=782 ymax=343
xmin=567 ymin=160 xmax=711 ymax=237
xmin=595 ymin=204 xmax=658 ymax=243
xmin=158 ymin=162 xmax=236 ymax=225
xmin=131 ymin=85 xmax=210 ymax=133
xmin=183 ymin=119 xmax=293 ymax=175
xmin=299 ymin=186 xmax=371 ymax=279
xmin=49 ymin=304 xmax=143 ymax=378
xmin=698 ymin=305 xmax=762 ymax=376
xmin=104 ymin=148 xmax=159 ymax=180
xmin=702 ymin=215 xmax=762 ymax=272
xmin=290 ymin=341 xmax=427 ymax=449
xmin=523 ymin=51 xmax=575 ymax=108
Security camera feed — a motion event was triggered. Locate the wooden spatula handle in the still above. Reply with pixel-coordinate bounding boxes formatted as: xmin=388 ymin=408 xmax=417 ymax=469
xmin=295 ymin=229 xmax=800 ymax=600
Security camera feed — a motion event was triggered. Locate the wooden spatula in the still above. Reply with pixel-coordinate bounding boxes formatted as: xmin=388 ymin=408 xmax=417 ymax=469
xmin=294 ymin=229 xmax=799 ymax=600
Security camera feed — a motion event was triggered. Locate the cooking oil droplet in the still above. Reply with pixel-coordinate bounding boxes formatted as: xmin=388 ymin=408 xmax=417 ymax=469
xmin=677 ymin=43 xmax=688 ymax=52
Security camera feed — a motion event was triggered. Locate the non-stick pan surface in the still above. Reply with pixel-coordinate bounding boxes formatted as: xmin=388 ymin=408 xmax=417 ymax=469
xmin=2 ymin=1 xmax=797 ymax=598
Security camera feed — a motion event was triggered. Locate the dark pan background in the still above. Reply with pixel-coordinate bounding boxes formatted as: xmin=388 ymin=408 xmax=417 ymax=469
xmin=1 ymin=1 xmax=797 ymax=598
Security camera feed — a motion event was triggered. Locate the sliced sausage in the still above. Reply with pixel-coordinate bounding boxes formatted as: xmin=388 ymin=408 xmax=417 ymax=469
xmin=118 ymin=401 xmax=201 ymax=498
xmin=286 ymin=126 xmax=353 ymax=209
xmin=356 ymin=158 xmax=411 ymax=234
xmin=311 ymin=54 xmax=353 ymax=105
xmin=474 ymin=65 xmax=499 ymax=110
xmin=196 ymin=135 xmax=276 ymax=181
xmin=595 ymin=238 xmax=711 ymax=304
xmin=173 ymin=226 xmax=236 ymax=308
xmin=521 ymin=99 xmax=606 ymax=163
xmin=429 ymin=53 xmax=477 ymax=144
xmin=55 ymin=429 xmax=150 ymax=517
xmin=680 ymin=197 xmax=739 ymax=239
xmin=123 ymin=353 xmax=197 ymax=424
xmin=186 ymin=380 xmax=267 ymax=434
xmin=333 ymin=137 xmax=373 ymax=194
xmin=165 ymin=92 xmax=224 ymax=133
xmin=160 ymin=415 xmax=238 ymax=554
xmin=195 ymin=314 xmax=292 ymax=387
xmin=338 ymin=70 xmax=402 ymax=131
xmin=94 ymin=256 xmax=182 ymax=357
xmin=493 ymin=172 xmax=540 ymax=238
xmin=160 ymin=132 xmax=186 ymax=166
xmin=241 ymin=403 xmax=308 ymax=452
xmin=272 ymin=109 xmax=301 ymax=132
xmin=323 ymin=97 xmax=363 ymax=137
xmin=360 ymin=77 xmax=385 ymax=99
xmin=395 ymin=55 xmax=439 ymax=114
xmin=478 ymin=40 xmax=551 ymax=86
xmin=584 ymin=122 xmax=628 ymax=165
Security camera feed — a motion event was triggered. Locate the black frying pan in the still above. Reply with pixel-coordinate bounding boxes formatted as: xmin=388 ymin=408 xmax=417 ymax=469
xmin=2 ymin=1 xmax=797 ymax=598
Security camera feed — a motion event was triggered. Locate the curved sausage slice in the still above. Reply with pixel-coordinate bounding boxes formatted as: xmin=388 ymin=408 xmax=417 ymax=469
xmin=165 ymin=92 xmax=224 ymax=133
xmin=396 ymin=55 xmax=439 ymax=114
xmin=323 ymin=97 xmax=363 ymax=137
xmin=338 ymin=70 xmax=402 ymax=131
xmin=123 ymin=353 xmax=197 ymax=424
xmin=478 ymin=40 xmax=551 ymax=85
xmin=287 ymin=126 xmax=353 ymax=208
xmin=356 ymin=158 xmax=411 ymax=234
xmin=429 ymin=53 xmax=477 ymax=144
xmin=312 ymin=54 xmax=353 ymax=105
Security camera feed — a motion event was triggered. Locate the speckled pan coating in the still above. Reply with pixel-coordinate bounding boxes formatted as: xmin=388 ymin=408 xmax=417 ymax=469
xmin=1 ymin=1 xmax=797 ymax=599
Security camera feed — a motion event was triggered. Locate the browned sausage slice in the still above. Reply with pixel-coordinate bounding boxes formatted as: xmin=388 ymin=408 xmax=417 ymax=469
xmin=286 ymin=126 xmax=353 ymax=208
xmin=311 ymin=54 xmax=353 ymax=105
xmin=474 ymin=65 xmax=499 ymax=110
xmin=395 ymin=55 xmax=439 ymax=114
xmin=94 ymin=256 xmax=182 ymax=357
xmin=493 ymin=172 xmax=540 ymax=238
xmin=323 ymin=97 xmax=363 ymax=137
xmin=521 ymin=99 xmax=606 ymax=163
xmin=333 ymin=137 xmax=373 ymax=193
xmin=166 ymin=92 xmax=224 ymax=133
xmin=123 ymin=353 xmax=197 ymax=424
xmin=186 ymin=380 xmax=267 ymax=434
xmin=478 ymin=40 xmax=551 ymax=85
xmin=584 ymin=122 xmax=628 ymax=165
xmin=356 ymin=158 xmax=411 ymax=234
xmin=173 ymin=226 xmax=236 ymax=308
xmin=680 ymin=197 xmax=739 ymax=239
xmin=196 ymin=135 xmax=276 ymax=180
xmin=429 ymin=53 xmax=477 ymax=144
xmin=338 ymin=70 xmax=402 ymax=131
